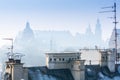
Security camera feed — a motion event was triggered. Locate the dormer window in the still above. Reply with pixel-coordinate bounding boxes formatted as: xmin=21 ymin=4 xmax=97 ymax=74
xmin=49 ymin=58 xmax=52 ymax=62
xmin=62 ymin=58 xmax=64 ymax=61
xmin=59 ymin=58 xmax=61 ymax=61
xmin=54 ymin=58 xmax=56 ymax=61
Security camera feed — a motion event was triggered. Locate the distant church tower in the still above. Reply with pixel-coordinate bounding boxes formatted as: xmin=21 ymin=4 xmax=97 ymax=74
xmin=86 ymin=24 xmax=93 ymax=36
xmin=22 ymin=22 xmax=34 ymax=41
xmin=95 ymin=19 xmax=102 ymax=41
xmin=85 ymin=25 xmax=94 ymax=46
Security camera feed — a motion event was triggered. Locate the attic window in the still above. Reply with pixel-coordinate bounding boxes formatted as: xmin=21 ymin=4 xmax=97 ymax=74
xmin=62 ymin=58 xmax=65 ymax=61
xmin=54 ymin=58 xmax=56 ymax=61
xmin=49 ymin=58 xmax=52 ymax=61
xmin=59 ymin=58 xmax=61 ymax=61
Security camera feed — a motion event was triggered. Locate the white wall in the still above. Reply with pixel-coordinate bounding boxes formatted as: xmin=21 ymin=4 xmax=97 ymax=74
xmin=81 ymin=50 xmax=101 ymax=65
xmin=70 ymin=60 xmax=85 ymax=80
xmin=108 ymin=51 xmax=116 ymax=72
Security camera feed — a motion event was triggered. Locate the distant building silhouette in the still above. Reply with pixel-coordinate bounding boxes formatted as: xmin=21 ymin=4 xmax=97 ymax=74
xmin=14 ymin=19 xmax=106 ymax=66
xmin=22 ymin=22 xmax=34 ymax=41
xmin=86 ymin=24 xmax=93 ymax=36
xmin=14 ymin=22 xmax=34 ymax=46
xmin=95 ymin=19 xmax=102 ymax=41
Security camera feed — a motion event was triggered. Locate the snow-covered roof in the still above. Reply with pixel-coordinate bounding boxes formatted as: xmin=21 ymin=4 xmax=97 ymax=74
xmin=28 ymin=66 xmax=74 ymax=80
xmin=85 ymin=65 xmax=120 ymax=80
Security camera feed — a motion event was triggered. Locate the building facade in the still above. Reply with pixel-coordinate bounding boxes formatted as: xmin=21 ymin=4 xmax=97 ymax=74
xmin=4 ymin=59 xmax=28 ymax=80
xmin=46 ymin=52 xmax=85 ymax=80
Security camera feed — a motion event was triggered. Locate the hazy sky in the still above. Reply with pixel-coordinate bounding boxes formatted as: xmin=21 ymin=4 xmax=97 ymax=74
xmin=0 ymin=0 xmax=120 ymax=47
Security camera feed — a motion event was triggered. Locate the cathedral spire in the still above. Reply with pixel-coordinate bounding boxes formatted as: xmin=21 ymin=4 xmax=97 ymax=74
xmin=95 ymin=19 xmax=101 ymax=30
xmin=26 ymin=22 xmax=30 ymax=29
xmin=24 ymin=22 xmax=32 ymax=31
xmin=22 ymin=22 xmax=34 ymax=41
xmin=95 ymin=18 xmax=102 ymax=40
xmin=97 ymin=18 xmax=100 ymax=24
xmin=86 ymin=24 xmax=92 ymax=35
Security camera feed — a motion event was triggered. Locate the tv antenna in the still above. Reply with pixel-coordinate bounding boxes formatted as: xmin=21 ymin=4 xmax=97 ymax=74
xmin=3 ymin=38 xmax=14 ymax=59
xmin=3 ymin=38 xmax=24 ymax=62
xmin=99 ymin=1 xmax=118 ymax=63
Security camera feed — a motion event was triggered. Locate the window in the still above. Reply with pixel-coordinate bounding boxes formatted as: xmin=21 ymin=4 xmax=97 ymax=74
xmin=59 ymin=58 xmax=61 ymax=61
xmin=62 ymin=58 xmax=64 ymax=61
xmin=54 ymin=58 xmax=56 ymax=61
xmin=49 ymin=58 xmax=52 ymax=62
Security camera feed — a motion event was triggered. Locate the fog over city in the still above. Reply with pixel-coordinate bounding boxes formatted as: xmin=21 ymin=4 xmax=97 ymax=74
xmin=0 ymin=20 xmax=108 ymax=66
xmin=0 ymin=0 xmax=120 ymax=47
xmin=0 ymin=0 xmax=119 ymax=69
xmin=0 ymin=0 xmax=120 ymax=80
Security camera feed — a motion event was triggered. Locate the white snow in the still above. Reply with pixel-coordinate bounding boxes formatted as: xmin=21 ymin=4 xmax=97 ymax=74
xmin=98 ymin=69 xmax=120 ymax=80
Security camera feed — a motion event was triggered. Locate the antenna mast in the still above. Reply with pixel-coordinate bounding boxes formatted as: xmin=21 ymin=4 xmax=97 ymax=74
xmin=3 ymin=38 xmax=24 ymax=63
xmin=113 ymin=2 xmax=118 ymax=63
xmin=100 ymin=1 xmax=118 ymax=63
xmin=3 ymin=38 xmax=14 ymax=59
